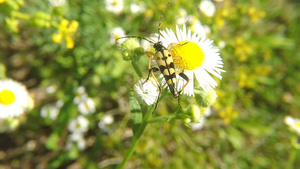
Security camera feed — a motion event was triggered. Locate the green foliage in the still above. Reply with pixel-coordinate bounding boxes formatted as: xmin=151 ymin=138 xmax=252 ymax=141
xmin=0 ymin=0 xmax=300 ymax=168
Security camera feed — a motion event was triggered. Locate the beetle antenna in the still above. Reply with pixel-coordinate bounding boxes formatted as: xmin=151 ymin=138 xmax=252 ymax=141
xmin=157 ymin=2 xmax=172 ymax=42
xmin=116 ymin=36 xmax=154 ymax=44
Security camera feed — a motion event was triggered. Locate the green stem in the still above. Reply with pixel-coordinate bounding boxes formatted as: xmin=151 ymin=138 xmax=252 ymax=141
xmin=147 ymin=113 xmax=190 ymax=123
xmin=287 ymin=147 xmax=297 ymax=169
xmin=117 ymin=105 xmax=155 ymax=169
xmin=131 ymin=61 xmax=143 ymax=78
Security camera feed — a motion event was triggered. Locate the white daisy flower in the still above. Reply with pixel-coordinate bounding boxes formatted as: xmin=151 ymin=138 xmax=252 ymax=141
xmin=284 ymin=116 xmax=300 ymax=135
xmin=73 ymin=86 xmax=88 ymax=104
xmin=130 ymin=2 xmax=145 ymax=14
xmin=133 ymin=78 xmax=159 ymax=106
xmin=105 ymin=0 xmax=123 ymax=15
xmin=68 ymin=115 xmax=89 ymax=133
xmin=158 ymin=24 xmax=225 ymax=96
xmin=66 ymin=132 xmax=86 ymax=150
xmin=0 ymin=79 xmax=31 ymax=119
xmin=109 ymin=27 xmax=126 ymax=45
xmin=78 ymin=97 xmax=96 ymax=115
xmin=198 ymin=0 xmax=216 ymax=17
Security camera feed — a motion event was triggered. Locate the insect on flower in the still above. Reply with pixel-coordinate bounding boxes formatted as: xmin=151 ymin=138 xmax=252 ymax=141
xmin=117 ymin=2 xmax=190 ymax=107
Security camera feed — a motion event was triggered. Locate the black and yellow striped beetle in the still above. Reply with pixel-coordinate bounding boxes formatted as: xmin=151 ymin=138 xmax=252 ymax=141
xmin=117 ymin=2 xmax=189 ymax=106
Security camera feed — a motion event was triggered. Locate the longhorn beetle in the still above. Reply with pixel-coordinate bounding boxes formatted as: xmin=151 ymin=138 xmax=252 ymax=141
xmin=117 ymin=2 xmax=189 ymax=106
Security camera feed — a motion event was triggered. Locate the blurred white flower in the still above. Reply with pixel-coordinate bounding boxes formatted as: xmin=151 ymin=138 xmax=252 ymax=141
xmin=109 ymin=27 xmax=126 ymax=44
xmin=218 ymin=41 xmax=226 ymax=49
xmin=45 ymin=84 xmax=57 ymax=94
xmin=105 ymin=0 xmax=123 ymax=14
xmin=198 ymin=0 xmax=216 ymax=17
xmin=48 ymin=0 xmax=66 ymax=7
xmin=73 ymin=86 xmax=88 ymax=104
xmin=189 ymin=118 xmax=206 ymax=131
xmin=176 ymin=8 xmax=188 ymax=25
xmin=188 ymin=107 xmax=210 ymax=131
xmin=98 ymin=114 xmax=114 ymax=132
xmin=68 ymin=115 xmax=89 ymax=133
xmin=66 ymin=132 xmax=86 ymax=150
xmin=285 ymin=116 xmax=300 ymax=135
xmin=78 ymin=97 xmax=96 ymax=115
xmin=190 ymin=20 xmax=208 ymax=39
xmin=133 ymin=78 xmax=159 ymax=106
xmin=40 ymin=100 xmax=63 ymax=120
xmin=0 ymin=79 xmax=32 ymax=119
xmin=130 ymin=2 xmax=145 ymax=14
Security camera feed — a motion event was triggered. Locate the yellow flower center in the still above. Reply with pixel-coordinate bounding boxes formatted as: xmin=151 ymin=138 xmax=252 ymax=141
xmin=0 ymin=89 xmax=15 ymax=105
xmin=114 ymin=34 xmax=120 ymax=40
xmin=171 ymin=41 xmax=205 ymax=70
xmin=112 ymin=0 xmax=118 ymax=5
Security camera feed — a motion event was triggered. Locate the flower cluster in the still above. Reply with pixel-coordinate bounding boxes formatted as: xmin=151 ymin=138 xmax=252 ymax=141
xmin=66 ymin=115 xmax=89 ymax=150
xmin=0 ymin=79 xmax=33 ymax=119
xmin=73 ymin=86 xmax=95 ymax=115
xmin=52 ymin=18 xmax=79 ymax=49
xmin=64 ymin=86 xmax=96 ymax=150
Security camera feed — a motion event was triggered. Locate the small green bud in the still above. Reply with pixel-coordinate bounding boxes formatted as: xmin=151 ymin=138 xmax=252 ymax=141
xmin=134 ymin=47 xmax=145 ymax=55
xmin=121 ymin=38 xmax=140 ymax=51
xmin=120 ymin=38 xmax=142 ymax=60
xmin=190 ymin=104 xmax=201 ymax=122
xmin=183 ymin=118 xmax=191 ymax=125
xmin=31 ymin=12 xmax=51 ymax=28
xmin=194 ymin=88 xmax=217 ymax=107
xmin=51 ymin=6 xmax=67 ymax=16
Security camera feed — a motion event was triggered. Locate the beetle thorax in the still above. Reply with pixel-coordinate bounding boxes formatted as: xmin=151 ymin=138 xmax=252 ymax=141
xmin=153 ymin=42 xmax=164 ymax=52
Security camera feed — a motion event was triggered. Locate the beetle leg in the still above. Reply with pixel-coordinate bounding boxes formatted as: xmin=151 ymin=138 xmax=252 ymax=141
xmin=145 ymin=51 xmax=162 ymax=110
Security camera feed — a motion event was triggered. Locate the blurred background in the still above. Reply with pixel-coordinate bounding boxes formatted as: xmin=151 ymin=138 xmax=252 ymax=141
xmin=0 ymin=0 xmax=300 ymax=168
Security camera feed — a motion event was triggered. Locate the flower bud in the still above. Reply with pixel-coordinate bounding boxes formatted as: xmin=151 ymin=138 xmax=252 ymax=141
xmin=120 ymin=38 xmax=142 ymax=60
xmin=194 ymin=88 xmax=217 ymax=107
xmin=189 ymin=104 xmax=201 ymax=122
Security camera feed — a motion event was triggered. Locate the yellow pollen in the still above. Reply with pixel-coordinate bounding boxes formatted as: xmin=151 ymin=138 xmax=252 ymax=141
xmin=115 ymin=34 xmax=120 ymax=40
xmin=0 ymin=89 xmax=16 ymax=105
xmin=112 ymin=0 xmax=118 ymax=5
xmin=171 ymin=41 xmax=205 ymax=70
xmin=84 ymin=103 xmax=89 ymax=110
xmin=296 ymin=122 xmax=300 ymax=128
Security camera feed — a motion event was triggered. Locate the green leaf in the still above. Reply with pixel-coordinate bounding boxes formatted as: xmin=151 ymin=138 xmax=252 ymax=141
xmin=227 ymin=126 xmax=245 ymax=150
xmin=46 ymin=132 xmax=60 ymax=150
